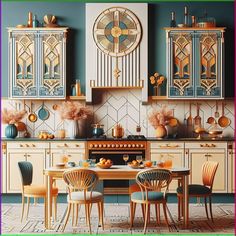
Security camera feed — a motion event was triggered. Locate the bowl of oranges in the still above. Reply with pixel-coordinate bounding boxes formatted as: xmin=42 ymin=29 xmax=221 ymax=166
xmin=96 ymin=158 xmax=113 ymax=169
xmin=128 ymin=160 xmax=144 ymax=169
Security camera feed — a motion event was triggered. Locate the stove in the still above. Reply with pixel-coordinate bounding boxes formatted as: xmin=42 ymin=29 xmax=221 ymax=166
xmin=87 ymin=138 xmax=147 ymax=194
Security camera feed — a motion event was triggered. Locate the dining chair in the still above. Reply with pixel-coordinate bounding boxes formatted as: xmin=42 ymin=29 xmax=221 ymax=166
xmin=129 ymin=183 xmax=161 ymax=224
xmin=18 ymin=161 xmax=58 ymax=222
xmin=176 ymin=161 xmax=219 ymax=221
xmin=130 ymin=169 xmax=172 ymax=234
xmin=62 ymin=168 xmax=104 ymax=234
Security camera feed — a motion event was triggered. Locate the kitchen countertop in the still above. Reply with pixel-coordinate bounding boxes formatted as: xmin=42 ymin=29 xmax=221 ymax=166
xmin=1 ymin=137 xmax=235 ymax=142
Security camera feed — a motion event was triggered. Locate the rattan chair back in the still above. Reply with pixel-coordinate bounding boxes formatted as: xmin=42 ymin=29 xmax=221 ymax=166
xmin=136 ymin=168 xmax=172 ymax=193
xmin=202 ymin=161 xmax=219 ymax=189
xmin=63 ymin=168 xmax=98 ymax=192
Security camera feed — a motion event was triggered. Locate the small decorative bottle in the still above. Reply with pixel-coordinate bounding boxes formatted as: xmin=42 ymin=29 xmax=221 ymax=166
xmin=191 ymin=16 xmax=196 ymax=27
xmin=75 ymin=79 xmax=81 ymax=96
xmin=170 ymin=12 xmax=176 ymax=27
xmin=32 ymin=15 xmax=38 ymax=27
xmin=184 ymin=6 xmax=189 ymax=27
xmin=27 ymin=12 xmax=33 ymax=27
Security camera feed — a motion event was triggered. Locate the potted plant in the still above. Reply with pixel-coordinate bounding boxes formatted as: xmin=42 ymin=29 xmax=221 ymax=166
xmin=57 ymin=101 xmax=92 ymax=139
xmin=1 ymin=108 xmax=27 ymax=138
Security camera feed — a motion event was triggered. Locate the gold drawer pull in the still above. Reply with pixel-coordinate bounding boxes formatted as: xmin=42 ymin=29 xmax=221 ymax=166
xmin=205 ymin=154 xmax=212 ymax=157
xmin=25 ymin=144 xmax=30 ymax=147
xmin=20 ymin=144 xmax=23 ymax=147
xmin=200 ymin=144 xmax=216 ymax=148
xmin=31 ymin=144 xmax=35 ymax=147
xmin=76 ymin=144 xmax=80 ymax=147
xmin=159 ymin=144 xmax=179 ymax=148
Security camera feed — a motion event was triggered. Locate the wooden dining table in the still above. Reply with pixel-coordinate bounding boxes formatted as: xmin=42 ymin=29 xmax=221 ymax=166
xmin=44 ymin=165 xmax=190 ymax=230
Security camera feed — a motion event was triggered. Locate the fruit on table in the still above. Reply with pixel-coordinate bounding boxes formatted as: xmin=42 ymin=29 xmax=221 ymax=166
xmin=130 ymin=160 xmax=139 ymax=166
xmin=98 ymin=158 xmax=113 ymax=166
xmin=38 ymin=132 xmax=55 ymax=140
xmin=144 ymin=161 xmax=152 ymax=167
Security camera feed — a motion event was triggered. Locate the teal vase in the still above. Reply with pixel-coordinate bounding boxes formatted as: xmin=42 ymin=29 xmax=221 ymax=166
xmin=5 ymin=124 xmax=18 ymax=138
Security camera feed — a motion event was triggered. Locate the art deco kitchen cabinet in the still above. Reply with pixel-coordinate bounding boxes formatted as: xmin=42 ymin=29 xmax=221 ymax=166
xmin=4 ymin=142 xmax=49 ymax=193
xmin=185 ymin=142 xmax=228 ymax=193
xmin=50 ymin=141 xmax=86 ymax=191
xmin=8 ymin=27 xmax=68 ymax=99
xmin=165 ymin=28 xmax=225 ymax=99
xmin=149 ymin=141 xmax=185 ymax=192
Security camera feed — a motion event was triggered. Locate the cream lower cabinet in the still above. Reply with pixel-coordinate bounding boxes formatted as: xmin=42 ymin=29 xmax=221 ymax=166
xmin=50 ymin=142 xmax=86 ymax=191
xmin=185 ymin=142 xmax=228 ymax=193
xmin=228 ymin=142 xmax=234 ymax=193
xmin=149 ymin=141 xmax=185 ymax=192
xmin=6 ymin=142 xmax=48 ymax=193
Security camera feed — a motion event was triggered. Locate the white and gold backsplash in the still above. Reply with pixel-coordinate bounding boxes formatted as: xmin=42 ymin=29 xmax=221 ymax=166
xmin=1 ymin=90 xmax=234 ymax=138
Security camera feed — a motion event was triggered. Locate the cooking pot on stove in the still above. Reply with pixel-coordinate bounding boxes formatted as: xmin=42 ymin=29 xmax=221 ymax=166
xmin=91 ymin=124 xmax=104 ymax=137
xmin=112 ymin=124 xmax=124 ymax=138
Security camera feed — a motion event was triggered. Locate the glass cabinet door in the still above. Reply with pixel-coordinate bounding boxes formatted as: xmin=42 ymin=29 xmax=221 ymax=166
xmin=11 ymin=33 xmax=37 ymax=97
xmin=196 ymin=32 xmax=222 ymax=98
xmin=39 ymin=32 xmax=65 ymax=97
xmin=168 ymin=32 xmax=194 ymax=98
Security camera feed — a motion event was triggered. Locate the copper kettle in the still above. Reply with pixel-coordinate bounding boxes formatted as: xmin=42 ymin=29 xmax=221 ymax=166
xmin=112 ymin=124 xmax=124 ymax=138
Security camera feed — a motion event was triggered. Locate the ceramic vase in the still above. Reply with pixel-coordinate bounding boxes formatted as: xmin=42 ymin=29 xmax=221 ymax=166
xmin=5 ymin=124 xmax=18 ymax=139
xmin=68 ymin=120 xmax=79 ymax=139
xmin=155 ymin=125 xmax=167 ymax=138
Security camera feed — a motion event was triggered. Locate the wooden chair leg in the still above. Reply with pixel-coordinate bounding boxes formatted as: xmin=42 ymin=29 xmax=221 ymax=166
xmin=148 ymin=204 xmax=151 ymax=223
xmin=21 ymin=195 xmax=25 ymax=222
xmin=26 ymin=197 xmax=30 ymax=220
xmin=162 ymin=203 xmax=170 ymax=228
xmin=72 ymin=203 xmax=75 ymax=226
xmin=85 ymin=204 xmax=92 ymax=234
xmin=53 ymin=197 xmax=57 ymax=222
xmin=155 ymin=203 xmax=160 ymax=224
xmin=130 ymin=201 xmax=134 ymax=228
xmin=204 ymin=197 xmax=209 ymax=219
xmin=75 ymin=203 xmax=79 ymax=227
xmin=177 ymin=196 xmax=181 ymax=221
xmin=100 ymin=201 xmax=104 ymax=230
xmin=143 ymin=203 xmax=149 ymax=234
xmin=141 ymin=203 xmax=145 ymax=220
xmin=209 ymin=196 xmax=214 ymax=222
xmin=62 ymin=203 xmax=72 ymax=232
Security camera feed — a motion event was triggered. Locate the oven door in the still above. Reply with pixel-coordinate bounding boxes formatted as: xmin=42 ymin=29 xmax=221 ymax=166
xmin=89 ymin=149 xmax=145 ymax=194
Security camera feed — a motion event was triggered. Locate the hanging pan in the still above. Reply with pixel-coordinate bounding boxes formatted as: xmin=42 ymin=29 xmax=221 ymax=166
xmin=28 ymin=101 xmax=38 ymax=123
xmin=38 ymin=101 xmax=50 ymax=121
xmin=218 ymin=102 xmax=231 ymax=128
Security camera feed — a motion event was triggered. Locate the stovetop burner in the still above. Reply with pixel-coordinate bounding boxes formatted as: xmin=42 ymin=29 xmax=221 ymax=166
xmin=127 ymin=135 xmax=146 ymax=140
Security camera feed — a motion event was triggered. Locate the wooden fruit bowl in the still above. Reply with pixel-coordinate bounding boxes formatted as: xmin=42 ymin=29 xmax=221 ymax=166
xmin=96 ymin=163 xmax=112 ymax=169
xmin=128 ymin=163 xmax=144 ymax=169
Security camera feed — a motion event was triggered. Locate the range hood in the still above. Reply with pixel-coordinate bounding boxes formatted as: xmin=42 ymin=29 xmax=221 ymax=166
xmin=85 ymin=3 xmax=148 ymax=103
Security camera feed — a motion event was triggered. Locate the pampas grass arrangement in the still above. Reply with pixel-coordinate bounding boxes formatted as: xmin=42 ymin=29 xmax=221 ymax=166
xmin=57 ymin=101 xmax=92 ymax=120
xmin=148 ymin=105 xmax=173 ymax=129
xmin=1 ymin=108 xmax=26 ymax=124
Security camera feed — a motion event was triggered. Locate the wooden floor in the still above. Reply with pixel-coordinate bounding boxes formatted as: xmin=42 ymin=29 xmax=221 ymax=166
xmin=1 ymin=203 xmax=234 ymax=234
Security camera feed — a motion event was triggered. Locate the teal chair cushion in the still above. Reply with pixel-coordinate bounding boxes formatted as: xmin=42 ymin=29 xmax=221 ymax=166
xmin=131 ymin=191 xmax=165 ymax=201
xmin=176 ymin=184 xmax=211 ymax=195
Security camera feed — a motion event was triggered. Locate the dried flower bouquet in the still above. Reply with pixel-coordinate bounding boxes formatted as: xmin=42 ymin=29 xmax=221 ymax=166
xmin=1 ymin=108 xmax=26 ymax=124
xmin=148 ymin=105 xmax=173 ymax=129
xmin=57 ymin=101 xmax=92 ymax=120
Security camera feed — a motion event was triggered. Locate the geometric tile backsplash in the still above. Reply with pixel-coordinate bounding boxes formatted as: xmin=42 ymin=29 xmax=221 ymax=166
xmin=1 ymin=90 xmax=235 ymax=138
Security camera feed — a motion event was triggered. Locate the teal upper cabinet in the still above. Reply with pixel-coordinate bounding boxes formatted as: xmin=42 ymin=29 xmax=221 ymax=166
xmin=165 ymin=28 xmax=225 ymax=99
xmin=8 ymin=27 xmax=68 ymax=99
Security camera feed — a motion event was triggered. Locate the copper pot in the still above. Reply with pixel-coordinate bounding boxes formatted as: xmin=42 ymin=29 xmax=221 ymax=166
xmin=112 ymin=124 xmax=124 ymax=138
